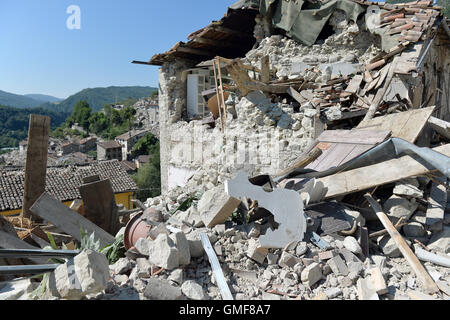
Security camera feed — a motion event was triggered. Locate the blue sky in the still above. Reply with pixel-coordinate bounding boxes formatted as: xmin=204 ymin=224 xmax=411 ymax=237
xmin=0 ymin=0 xmax=235 ymax=99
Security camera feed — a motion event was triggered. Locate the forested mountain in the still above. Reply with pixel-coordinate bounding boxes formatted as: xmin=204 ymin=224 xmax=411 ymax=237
xmin=0 ymin=90 xmax=44 ymax=109
xmin=24 ymin=94 xmax=62 ymax=103
xmin=39 ymin=86 xmax=157 ymax=113
xmin=0 ymin=105 xmax=68 ymax=148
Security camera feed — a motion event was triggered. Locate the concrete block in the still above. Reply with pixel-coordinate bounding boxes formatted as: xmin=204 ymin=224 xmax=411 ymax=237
xmin=427 ymin=225 xmax=450 ymax=254
xmin=327 ymin=255 xmax=349 ymax=276
xmin=339 ymin=248 xmax=362 ymax=264
xmin=170 ymin=231 xmax=191 ymax=265
xmin=403 ymin=222 xmax=426 ymax=238
xmin=181 ymin=280 xmax=207 ymax=300
xmin=148 ymin=233 xmax=180 ymax=270
xmin=135 ymin=258 xmax=151 ymax=278
xmin=378 ymin=235 xmax=402 ymax=258
xmin=318 ymin=250 xmax=335 ymax=261
xmin=197 ymin=185 xmax=241 ymax=228
xmin=300 ymin=262 xmax=322 ymax=287
xmin=393 ymin=183 xmax=424 ymax=199
xmin=144 ymin=278 xmax=184 ymax=300
xmin=247 ymin=238 xmax=268 ymax=264
xmin=325 ymin=287 xmax=342 ymax=299
xmin=168 ymin=269 xmax=184 ymax=285
xmin=383 ymin=195 xmax=418 ymax=222
xmin=47 ymin=249 xmax=109 ymax=300
xmin=279 ymin=251 xmax=301 ymax=268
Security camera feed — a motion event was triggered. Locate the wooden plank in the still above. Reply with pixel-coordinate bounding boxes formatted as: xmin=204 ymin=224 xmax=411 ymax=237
xmin=0 ymin=231 xmax=47 ymax=264
xmin=287 ymin=87 xmax=307 ymax=104
xmin=340 ymin=144 xmax=374 ymax=165
xmin=261 ymin=55 xmax=270 ymax=83
xmin=369 ymin=267 xmax=388 ymax=295
xmin=345 ymin=75 xmax=363 ymax=94
xmin=357 ymin=107 xmax=435 ymax=143
xmin=22 ymin=115 xmax=50 ymax=220
xmin=79 ymin=179 xmax=119 ymax=235
xmin=319 ymin=144 xmax=450 ymax=199
xmin=426 ymin=180 xmax=448 ymax=226
xmin=314 ymin=144 xmax=357 ymax=172
xmin=428 ymin=116 xmax=450 ymax=140
xmin=310 ymin=143 xmax=339 ymax=172
xmin=30 ymin=192 xmax=115 ymax=248
xmin=318 ymin=129 xmax=391 ymax=145
xmin=365 ymin=195 xmax=439 ymax=295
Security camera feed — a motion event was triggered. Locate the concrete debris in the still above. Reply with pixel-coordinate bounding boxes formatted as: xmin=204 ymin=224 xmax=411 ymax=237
xmin=143 ymin=278 xmax=184 ymax=300
xmin=181 ymin=280 xmax=207 ymax=300
xmin=148 ymin=233 xmax=180 ymax=270
xmin=343 ymin=236 xmax=363 ymax=255
xmin=198 ymin=185 xmax=241 ymax=228
xmin=301 ymin=262 xmax=323 ymax=287
xmin=0 ymin=278 xmax=34 ymax=300
xmin=110 ymin=258 xmax=134 ymax=275
xmin=47 ymin=250 xmax=110 ymax=300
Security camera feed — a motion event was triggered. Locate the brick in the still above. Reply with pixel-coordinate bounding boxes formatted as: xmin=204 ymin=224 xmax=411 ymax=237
xmin=318 ymin=250 xmax=335 ymax=261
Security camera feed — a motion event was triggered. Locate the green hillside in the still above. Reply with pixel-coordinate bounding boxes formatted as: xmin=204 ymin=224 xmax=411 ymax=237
xmin=39 ymin=86 xmax=157 ymax=113
xmin=25 ymin=94 xmax=63 ymax=103
xmin=0 ymin=105 xmax=68 ymax=148
xmin=0 ymin=90 xmax=43 ymax=109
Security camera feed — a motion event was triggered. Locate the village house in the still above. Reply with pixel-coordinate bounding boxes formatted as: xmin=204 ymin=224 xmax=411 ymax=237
xmin=135 ymin=154 xmax=151 ymax=169
xmin=77 ymin=137 xmax=97 ymax=153
xmin=59 ymin=141 xmax=79 ymax=156
xmin=135 ymin=0 xmax=450 ymax=193
xmin=18 ymin=140 xmax=27 ymax=155
xmin=97 ymin=141 xmax=123 ymax=161
xmin=0 ymin=160 xmax=138 ymax=216
xmin=115 ymin=129 xmax=150 ymax=161
xmin=120 ymin=160 xmax=138 ymax=174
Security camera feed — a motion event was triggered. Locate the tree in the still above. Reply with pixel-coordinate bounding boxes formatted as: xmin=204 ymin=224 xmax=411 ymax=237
xmin=68 ymin=100 xmax=92 ymax=131
xmin=88 ymin=112 xmax=109 ymax=134
xmin=133 ymin=142 xmax=161 ymax=201
xmin=131 ymin=133 xmax=159 ymax=158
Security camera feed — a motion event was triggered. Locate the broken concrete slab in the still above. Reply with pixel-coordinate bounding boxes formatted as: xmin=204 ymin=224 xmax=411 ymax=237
xmin=378 ymin=235 xmax=402 ymax=258
xmin=393 ymin=183 xmax=424 ymax=199
xmin=197 ymin=185 xmax=241 ymax=229
xmin=301 ymin=262 xmax=322 ymax=287
xmin=181 ymin=280 xmax=207 ymax=300
xmin=278 ymin=251 xmax=301 ymax=268
xmin=148 ymin=233 xmax=180 ymax=270
xmin=226 ymin=171 xmax=307 ymax=249
xmin=369 ymin=267 xmax=388 ymax=295
xmin=0 ymin=278 xmax=34 ymax=300
xmin=403 ymin=222 xmax=426 ymax=238
xmin=144 ymin=278 xmax=184 ymax=300
xmin=47 ymin=249 xmax=109 ymax=300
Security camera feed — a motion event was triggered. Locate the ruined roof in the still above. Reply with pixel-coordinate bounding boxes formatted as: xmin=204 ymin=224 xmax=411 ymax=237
xmin=115 ymin=129 xmax=150 ymax=141
xmin=98 ymin=141 xmax=121 ymax=149
xmin=121 ymin=160 xmax=137 ymax=171
xmin=78 ymin=137 xmax=97 ymax=145
xmin=0 ymin=160 xmax=138 ymax=212
xmin=141 ymin=0 xmax=448 ymax=67
xmin=139 ymin=4 xmax=259 ymax=66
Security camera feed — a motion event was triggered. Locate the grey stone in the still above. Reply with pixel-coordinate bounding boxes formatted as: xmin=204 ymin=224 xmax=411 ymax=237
xmin=186 ymin=230 xmax=207 ymax=258
xmin=296 ymin=242 xmax=308 ymax=256
xmin=181 ymin=280 xmax=207 ymax=300
xmin=262 ymin=291 xmax=281 ymax=300
xmin=279 ymin=251 xmax=301 ymax=268
xmin=383 ymin=195 xmax=418 ymax=222
xmin=428 ymin=225 xmax=450 ymax=254
xmin=371 ymin=255 xmax=387 ymax=269
xmin=378 ymin=235 xmax=402 ymax=258
xmin=170 ymin=231 xmax=191 ymax=265
xmin=114 ymin=274 xmax=129 ymax=285
xmin=343 ymin=236 xmax=363 ymax=255
xmin=47 ymin=249 xmax=109 ymax=300
xmin=347 ymin=261 xmax=364 ymax=275
xmin=0 ymin=278 xmax=34 ymax=300
xmin=403 ymin=222 xmax=426 ymax=238
xmin=144 ymin=278 xmax=184 ymax=300
xmin=148 ymin=234 xmax=180 ymax=270
xmin=325 ymin=287 xmax=342 ymax=299
xmin=301 ymin=262 xmax=323 ymax=287
xmin=134 ymin=237 xmax=152 ymax=256
xmin=135 ymin=258 xmax=151 ymax=278
xmin=110 ymin=258 xmax=133 ymax=275
xmin=168 ymin=269 xmax=184 ymax=285
xmin=339 ymin=248 xmax=362 ymax=264
xmin=327 ymin=255 xmax=349 ymax=276
xmin=197 ymin=185 xmax=241 ymax=228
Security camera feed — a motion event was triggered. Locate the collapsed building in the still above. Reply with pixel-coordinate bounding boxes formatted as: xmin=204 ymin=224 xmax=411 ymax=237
xmin=134 ymin=0 xmax=450 ymax=195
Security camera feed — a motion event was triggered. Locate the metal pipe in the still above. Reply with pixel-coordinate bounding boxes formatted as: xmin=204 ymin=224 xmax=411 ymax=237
xmin=415 ymin=248 xmax=450 ymax=268
xmin=0 ymin=249 xmax=79 ymax=259
xmin=0 ymin=264 xmax=59 ymax=275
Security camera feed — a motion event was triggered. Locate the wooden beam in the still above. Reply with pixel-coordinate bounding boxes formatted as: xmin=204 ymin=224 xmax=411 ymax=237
xmin=30 ymin=192 xmax=115 ymax=248
xmin=286 ymin=87 xmax=307 ymax=104
xmin=428 ymin=116 xmax=450 ymax=140
xmin=365 ymin=194 xmax=439 ymax=294
xmin=176 ymin=46 xmax=215 ymax=57
xmin=79 ymin=179 xmax=119 ymax=235
xmin=193 ymin=37 xmax=243 ymax=48
xmin=210 ymin=26 xmax=253 ymax=38
xmin=22 ymin=115 xmax=50 ymax=220
xmin=319 ymin=144 xmax=450 ymax=199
